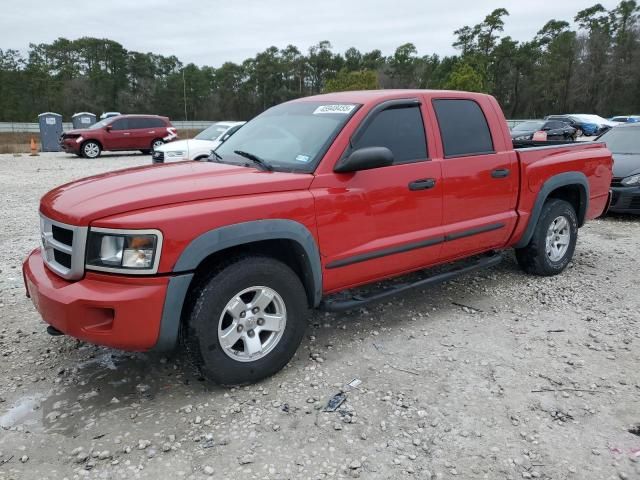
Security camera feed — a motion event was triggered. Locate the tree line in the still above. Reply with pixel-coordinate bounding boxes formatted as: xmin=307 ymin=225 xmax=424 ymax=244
xmin=0 ymin=1 xmax=638 ymax=122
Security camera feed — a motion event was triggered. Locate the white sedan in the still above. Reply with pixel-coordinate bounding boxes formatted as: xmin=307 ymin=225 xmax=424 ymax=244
xmin=152 ymin=121 xmax=245 ymax=163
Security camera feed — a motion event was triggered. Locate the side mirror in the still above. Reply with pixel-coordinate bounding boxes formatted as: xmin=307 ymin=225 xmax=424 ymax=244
xmin=334 ymin=146 xmax=394 ymax=173
xmin=105 ymin=125 xmax=112 ymax=132
xmin=542 ymin=126 xmax=551 ymax=131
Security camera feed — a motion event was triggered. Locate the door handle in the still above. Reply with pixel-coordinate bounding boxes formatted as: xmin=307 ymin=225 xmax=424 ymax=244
xmin=491 ymin=168 xmax=510 ymax=179
xmin=408 ymin=178 xmax=436 ymax=191
xmin=123 ymin=132 xmax=131 ymax=135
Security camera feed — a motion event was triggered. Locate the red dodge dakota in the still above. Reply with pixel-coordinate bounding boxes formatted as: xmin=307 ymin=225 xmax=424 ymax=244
xmin=23 ymin=90 xmax=613 ymax=385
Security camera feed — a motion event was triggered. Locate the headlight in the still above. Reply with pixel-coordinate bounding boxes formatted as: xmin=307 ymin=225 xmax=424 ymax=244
xmin=85 ymin=228 xmax=163 ymax=274
xmin=621 ymin=174 xmax=640 ymax=186
xmin=166 ymin=151 xmax=185 ymax=158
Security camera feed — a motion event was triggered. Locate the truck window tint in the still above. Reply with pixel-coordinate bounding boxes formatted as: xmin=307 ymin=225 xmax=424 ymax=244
xmin=354 ymin=106 xmax=427 ymax=163
xmin=433 ymin=99 xmax=494 ymax=157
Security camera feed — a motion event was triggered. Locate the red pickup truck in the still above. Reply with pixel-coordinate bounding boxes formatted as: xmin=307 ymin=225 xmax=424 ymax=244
xmin=23 ymin=90 xmax=612 ymax=385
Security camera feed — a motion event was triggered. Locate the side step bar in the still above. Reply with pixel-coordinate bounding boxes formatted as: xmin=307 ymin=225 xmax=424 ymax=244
xmin=319 ymin=253 xmax=502 ymax=313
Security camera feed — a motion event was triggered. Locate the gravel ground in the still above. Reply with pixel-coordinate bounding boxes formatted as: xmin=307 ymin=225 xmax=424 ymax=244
xmin=0 ymin=152 xmax=639 ymax=480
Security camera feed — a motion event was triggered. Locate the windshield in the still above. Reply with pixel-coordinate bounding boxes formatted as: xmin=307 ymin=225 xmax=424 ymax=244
xmin=599 ymin=127 xmax=640 ymax=154
xmin=215 ymin=101 xmax=359 ymax=172
xmin=88 ymin=118 xmax=114 ymax=130
xmin=195 ymin=123 xmax=233 ymax=141
xmin=513 ymin=121 xmax=544 ymax=131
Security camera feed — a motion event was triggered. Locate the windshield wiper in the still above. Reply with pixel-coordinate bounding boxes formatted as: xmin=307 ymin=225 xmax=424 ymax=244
xmin=209 ymin=150 xmax=223 ymax=162
xmin=234 ymin=150 xmax=273 ymax=171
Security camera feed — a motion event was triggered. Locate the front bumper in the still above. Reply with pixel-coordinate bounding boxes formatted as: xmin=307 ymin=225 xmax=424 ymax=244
xmin=609 ymin=186 xmax=640 ymax=214
xmin=60 ymin=138 xmax=82 ymax=154
xmin=23 ymin=248 xmax=171 ymax=351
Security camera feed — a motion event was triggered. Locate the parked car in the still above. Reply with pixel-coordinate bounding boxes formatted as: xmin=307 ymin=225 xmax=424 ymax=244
xmin=24 ymin=90 xmax=612 ymax=385
xmin=598 ymin=123 xmax=640 ymax=214
xmin=609 ymin=115 xmax=640 ymax=123
xmin=545 ymin=114 xmax=600 ymax=136
xmin=152 ymin=121 xmax=245 ymax=164
xmin=61 ymin=114 xmax=177 ymax=158
xmin=100 ymin=112 xmax=121 ymax=120
xmin=511 ymin=120 xmax=576 ymax=141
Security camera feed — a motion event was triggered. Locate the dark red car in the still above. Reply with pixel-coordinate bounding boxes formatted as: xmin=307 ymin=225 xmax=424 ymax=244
xmin=60 ymin=114 xmax=177 ymax=158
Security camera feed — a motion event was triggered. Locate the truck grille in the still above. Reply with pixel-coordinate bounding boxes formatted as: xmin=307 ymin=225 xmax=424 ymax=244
xmin=40 ymin=215 xmax=88 ymax=280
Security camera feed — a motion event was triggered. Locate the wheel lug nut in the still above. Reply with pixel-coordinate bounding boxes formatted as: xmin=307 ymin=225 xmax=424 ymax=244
xmin=240 ymin=311 xmax=246 ymax=318
xmin=257 ymin=318 xmax=265 ymax=326
xmin=247 ymin=329 xmax=255 ymax=338
xmin=252 ymin=307 xmax=259 ymax=314
xmin=237 ymin=324 xmax=244 ymax=333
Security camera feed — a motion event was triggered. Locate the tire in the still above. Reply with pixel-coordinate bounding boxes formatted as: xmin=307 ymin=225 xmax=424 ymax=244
xmin=515 ymin=199 xmax=578 ymax=276
xmin=574 ymin=128 xmax=583 ymax=138
xmin=82 ymin=141 xmax=101 ymax=159
xmin=183 ymin=256 xmax=309 ymax=385
xmin=151 ymin=138 xmax=164 ymax=151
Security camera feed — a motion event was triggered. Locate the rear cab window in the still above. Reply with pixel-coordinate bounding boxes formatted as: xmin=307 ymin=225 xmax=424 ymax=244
xmin=432 ymin=99 xmax=494 ymax=157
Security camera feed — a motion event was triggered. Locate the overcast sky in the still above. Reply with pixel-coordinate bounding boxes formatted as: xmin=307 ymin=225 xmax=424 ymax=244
xmin=2 ymin=0 xmax=622 ymax=66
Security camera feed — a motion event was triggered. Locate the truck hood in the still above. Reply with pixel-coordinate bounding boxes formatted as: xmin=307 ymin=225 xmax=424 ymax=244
xmin=40 ymin=162 xmax=313 ymax=225
xmin=63 ymin=128 xmax=92 ymax=136
xmin=611 ymin=152 xmax=640 ymax=179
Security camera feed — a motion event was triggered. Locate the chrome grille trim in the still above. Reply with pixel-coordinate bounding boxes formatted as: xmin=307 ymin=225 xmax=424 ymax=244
xmin=40 ymin=215 xmax=88 ymax=280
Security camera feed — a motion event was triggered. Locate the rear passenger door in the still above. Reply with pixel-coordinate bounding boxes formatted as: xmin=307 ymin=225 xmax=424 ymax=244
xmin=128 ymin=118 xmax=155 ymax=149
xmin=431 ymin=98 xmax=519 ymax=260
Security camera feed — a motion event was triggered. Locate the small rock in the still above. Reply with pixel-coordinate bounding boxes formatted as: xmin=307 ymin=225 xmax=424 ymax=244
xmin=203 ymin=466 xmax=214 ymax=476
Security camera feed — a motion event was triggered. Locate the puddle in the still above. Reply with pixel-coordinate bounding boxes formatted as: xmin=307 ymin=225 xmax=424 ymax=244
xmin=0 ymin=394 xmax=45 ymax=429
xmin=39 ymin=350 xmax=165 ymax=436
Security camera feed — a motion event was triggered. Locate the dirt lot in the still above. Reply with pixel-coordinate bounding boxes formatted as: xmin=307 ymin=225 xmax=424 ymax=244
xmin=0 ymin=152 xmax=638 ymax=480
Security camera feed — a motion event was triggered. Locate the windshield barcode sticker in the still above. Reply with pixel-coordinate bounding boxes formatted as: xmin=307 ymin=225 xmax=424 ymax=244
xmin=313 ymin=104 xmax=356 ymax=115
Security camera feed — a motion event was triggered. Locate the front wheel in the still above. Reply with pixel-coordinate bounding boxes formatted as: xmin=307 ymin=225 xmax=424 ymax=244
xmin=183 ymin=256 xmax=308 ymax=385
xmin=515 ymin=199 xmax=578 ymax=276
xmin=82 ymin=141 xmax=101 ymax=159
xmin=574 ymin=128 xmax=583 ymax=138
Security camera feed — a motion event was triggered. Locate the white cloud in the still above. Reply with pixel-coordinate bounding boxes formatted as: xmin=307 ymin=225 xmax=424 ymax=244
xmin=1 ymin=0 xmax=623 ymax=66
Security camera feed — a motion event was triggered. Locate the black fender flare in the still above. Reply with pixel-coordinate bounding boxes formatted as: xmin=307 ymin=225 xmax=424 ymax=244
xmin=515 ymin=171 xmax=589 ymax=249
xmin=153 ymin=220 xmax=322 ymax=351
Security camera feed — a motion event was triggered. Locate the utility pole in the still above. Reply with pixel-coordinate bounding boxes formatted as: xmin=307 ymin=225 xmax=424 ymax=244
xmin=182 ymin=68 xmax=188 ymax=122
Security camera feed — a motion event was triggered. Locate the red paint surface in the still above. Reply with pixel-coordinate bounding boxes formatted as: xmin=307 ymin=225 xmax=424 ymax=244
xmin=27 ymin=90 xmax=613 ymax=350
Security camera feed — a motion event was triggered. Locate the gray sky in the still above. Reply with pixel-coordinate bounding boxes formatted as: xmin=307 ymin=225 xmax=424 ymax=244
xmin=2 ymin=0 xmax=622 ymax=66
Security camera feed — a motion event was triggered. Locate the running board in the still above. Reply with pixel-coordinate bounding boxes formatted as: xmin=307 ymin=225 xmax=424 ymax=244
xmin=319 ymin=253 xmax=502 ymax=313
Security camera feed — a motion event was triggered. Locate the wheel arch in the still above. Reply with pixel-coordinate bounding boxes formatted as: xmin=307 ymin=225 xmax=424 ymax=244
xmin=515 ymin=172 xmax=589 ymax=249
xmin=153 ymin=220 xmax=322 ymax=352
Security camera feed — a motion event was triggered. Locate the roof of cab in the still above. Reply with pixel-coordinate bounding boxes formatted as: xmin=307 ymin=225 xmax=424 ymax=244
xmin=291 ymin=89 xmax=492 ymax=106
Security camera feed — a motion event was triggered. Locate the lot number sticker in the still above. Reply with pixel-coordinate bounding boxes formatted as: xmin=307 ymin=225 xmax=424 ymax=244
xmin=313 ymin=104 xmax=356 ymax=115
xmin=45 ymin=117 xmax=56 ymax=125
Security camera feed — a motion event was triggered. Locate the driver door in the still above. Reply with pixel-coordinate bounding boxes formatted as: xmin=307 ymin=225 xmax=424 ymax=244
xmin=311 ymin=99 xmax=444 ymax=293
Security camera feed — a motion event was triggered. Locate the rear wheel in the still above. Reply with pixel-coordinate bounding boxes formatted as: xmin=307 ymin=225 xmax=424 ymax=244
xmin=183 ymin=256 xmax=308 ymax=385
xmin=515 ymin=199 xmax=578 ymax=276
xmin=151 ymin=138 xmax=164 ymax=151
xmin=82 ymin=141 xmax=101 ymax=159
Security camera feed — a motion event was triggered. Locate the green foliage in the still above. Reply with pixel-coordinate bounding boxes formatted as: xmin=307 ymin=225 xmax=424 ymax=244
xmin=324 ymin=69 xmax=378 ymax=92
xmin=0 ymin=2 xmax=639 ymax=122
xmin=444 ymin=62 xmax=485 ymax=92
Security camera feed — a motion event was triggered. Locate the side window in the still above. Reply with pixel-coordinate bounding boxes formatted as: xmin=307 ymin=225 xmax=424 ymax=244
xmin=353 ymin=106 xmax=427 ymax=164
xmin=546 ymin=121 xmax=563 ymax=129
xmin=128 ymin=118 xmax=150 ymax=129
xmin=111 ymin=119 xmax=128 ymax=130
xmin=148 ymin=118 xmax=165 ymax=128
xmin=432 ymin=99 xmax=494 ymax=157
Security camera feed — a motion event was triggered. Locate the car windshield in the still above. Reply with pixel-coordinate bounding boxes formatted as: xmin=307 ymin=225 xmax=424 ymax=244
xmin=88 ymin=118 xmax=114 ymax=130
xmin=215 ymin=101 xmax=359 ymax=172
xmin=195 ymin=123 xmax=233 ymax=141
xmin=599 ymin=127 xmax=640 ymax=154
xmin=513 ymin=121 xmax=544 ymax=131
